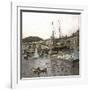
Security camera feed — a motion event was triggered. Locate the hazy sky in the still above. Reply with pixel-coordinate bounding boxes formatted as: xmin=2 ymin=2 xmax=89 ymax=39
xmin=22 ymin=12 xmax=80 ymax=39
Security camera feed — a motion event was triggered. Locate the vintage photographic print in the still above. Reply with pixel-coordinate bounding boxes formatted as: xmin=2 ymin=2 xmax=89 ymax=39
xmin=21 ymin=10 xmax=80 ymax=78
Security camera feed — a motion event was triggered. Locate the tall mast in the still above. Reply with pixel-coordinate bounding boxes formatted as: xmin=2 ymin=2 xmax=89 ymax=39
xmin=51 ymin=21 xmax=55 ymax=40
xmin=58 ymin=20 xmax=61 ymax=39
xmin=51 ymin=21 xmax=55 ymax=45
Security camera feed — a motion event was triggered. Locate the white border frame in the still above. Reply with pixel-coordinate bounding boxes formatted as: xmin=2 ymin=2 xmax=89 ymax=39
xmin=11 ymin=2 xmax=88 ymax=89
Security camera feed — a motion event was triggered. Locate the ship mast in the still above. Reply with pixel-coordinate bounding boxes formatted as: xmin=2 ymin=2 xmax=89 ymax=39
xmin=51 ymin=21 xmax=55 ymax=45
xmin=58 ymin=20 xmax=61 ymax=39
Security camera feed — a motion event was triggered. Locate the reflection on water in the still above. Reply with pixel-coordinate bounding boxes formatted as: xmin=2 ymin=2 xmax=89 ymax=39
xmin=22 ymin=54 xmax=78 ymax=78
xmin=22 ymin=57 xmax=52 ymax=77
xmin=22 ymin=45 xmax=79 ymax=78
xmin=33 ymin=48 xmax=39 ymax=58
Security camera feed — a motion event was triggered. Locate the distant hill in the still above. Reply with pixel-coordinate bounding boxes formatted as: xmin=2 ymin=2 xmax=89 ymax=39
xmin=22 ymin=36 xmax=43 ymax=42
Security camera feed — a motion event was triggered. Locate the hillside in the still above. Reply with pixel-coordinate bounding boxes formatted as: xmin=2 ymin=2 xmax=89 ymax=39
xmin=22 ymin=36 xmax=43 ymax=42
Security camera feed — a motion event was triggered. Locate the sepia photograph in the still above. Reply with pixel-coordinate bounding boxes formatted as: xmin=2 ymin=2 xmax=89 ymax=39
xmin=21 ymin=10 xmax=80 ymax=78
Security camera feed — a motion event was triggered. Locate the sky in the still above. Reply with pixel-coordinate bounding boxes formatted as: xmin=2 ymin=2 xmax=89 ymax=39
xmin=22 ymin=12 xmax=80 ymax=39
